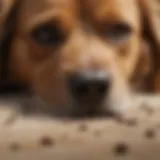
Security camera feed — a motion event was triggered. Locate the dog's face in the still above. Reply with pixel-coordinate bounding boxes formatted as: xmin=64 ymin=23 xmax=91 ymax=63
xmin=1 ymin=0 xmax=160 ymax=117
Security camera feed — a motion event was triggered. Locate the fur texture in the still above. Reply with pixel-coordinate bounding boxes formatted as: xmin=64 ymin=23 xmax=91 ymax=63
xmin=0 ymin=0 xmax=160 ymax=118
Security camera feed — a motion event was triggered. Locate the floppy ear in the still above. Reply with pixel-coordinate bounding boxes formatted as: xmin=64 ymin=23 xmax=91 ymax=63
xmin=134 ymin=0 xmax=160 ymax=93
xmin=0 ymin=0 xmax=25 ymax=94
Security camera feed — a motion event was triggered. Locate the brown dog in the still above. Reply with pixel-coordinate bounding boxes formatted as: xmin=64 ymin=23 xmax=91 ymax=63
xmin=0 ymin=0 xmax=160 ymax=118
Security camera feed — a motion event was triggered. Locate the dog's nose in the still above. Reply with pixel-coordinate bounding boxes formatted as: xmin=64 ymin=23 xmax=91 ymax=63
xmin=69 ymin=71 xmax=110 ymax=102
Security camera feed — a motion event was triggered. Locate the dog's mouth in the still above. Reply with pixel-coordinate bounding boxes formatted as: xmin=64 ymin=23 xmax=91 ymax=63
xmin=22 ymin=92 xmax=118 ymax=119
xmin=68 ymin=101 xmax=115 ymax=119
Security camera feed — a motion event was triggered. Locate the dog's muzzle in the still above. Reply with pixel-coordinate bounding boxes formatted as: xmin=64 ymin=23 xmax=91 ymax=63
xmin=68 ymin=70 xmax=111 ymax=113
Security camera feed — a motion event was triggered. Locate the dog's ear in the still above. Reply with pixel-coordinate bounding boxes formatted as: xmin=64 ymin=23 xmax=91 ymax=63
xmin=0 ymin=0 xmax=24 ymax=94
xmin=0 ymin=0 xmax=17 ymax=53
xmin=133 ymin=0 xmax=160 ymax=93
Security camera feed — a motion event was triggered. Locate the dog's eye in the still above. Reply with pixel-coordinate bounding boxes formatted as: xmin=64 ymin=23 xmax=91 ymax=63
xmin=31 ymin=24 xmax=64 ymax=46
xmin=105 ymin=22 xmax=132 ymax=44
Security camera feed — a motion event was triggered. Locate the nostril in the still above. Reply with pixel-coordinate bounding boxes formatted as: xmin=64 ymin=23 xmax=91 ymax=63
xmin=74 ymin=80 xmax=89 ymax=95
xmin=97 ymin=80 xmax=109 ymax=94
xmin=69 ymin=75 xmax=89 ymax=96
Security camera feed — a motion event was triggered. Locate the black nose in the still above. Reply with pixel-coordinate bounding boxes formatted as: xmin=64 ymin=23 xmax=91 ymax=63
xmin=69 ymin=71 xmax=110 ymax=103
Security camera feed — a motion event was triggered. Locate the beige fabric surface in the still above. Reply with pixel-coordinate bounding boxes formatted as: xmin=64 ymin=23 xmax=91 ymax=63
xmin=0 ymin=95 xmax=159 ymax=160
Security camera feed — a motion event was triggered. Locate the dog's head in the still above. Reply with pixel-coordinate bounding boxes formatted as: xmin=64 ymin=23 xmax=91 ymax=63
xmin=0 ymin=0 xmax=160 ymax=117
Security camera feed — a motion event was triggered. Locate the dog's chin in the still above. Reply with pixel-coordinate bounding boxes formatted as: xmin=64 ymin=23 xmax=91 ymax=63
xmin=30 ymin=90 xmax=135 ymax=120
xmin=65 ymin=100 xmax=117 ymax=119
xmin=29 ymin=96 xmax=114 ymax=119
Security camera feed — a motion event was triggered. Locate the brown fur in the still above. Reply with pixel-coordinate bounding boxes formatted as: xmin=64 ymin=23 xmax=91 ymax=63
xmin=0 ymin=0 xmax=160 ymax=117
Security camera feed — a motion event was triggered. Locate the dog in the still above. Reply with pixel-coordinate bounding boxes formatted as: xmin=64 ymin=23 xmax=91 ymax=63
xmin=0 ymin=0 xmax=160 ymax=119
